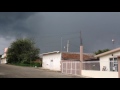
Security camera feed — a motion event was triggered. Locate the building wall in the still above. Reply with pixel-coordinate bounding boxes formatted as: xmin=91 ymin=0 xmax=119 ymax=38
xmin=100 ymin=51 xmax=120 ymax=71
xmin=42 ymin=53 xmax=61 ymax=71
xmin=1 ymin=58 xmax=7 ymax=64
xmin=81 ymin=51 xmax=120 ymax=78
xmin=118 ymin=58 xmax=120 ymax=78
xmin=82 ymin=70 xmax=118 ymax=78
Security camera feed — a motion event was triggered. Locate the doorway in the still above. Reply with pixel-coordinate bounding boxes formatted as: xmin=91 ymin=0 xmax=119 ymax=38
xmin=50 ymin=60 xmax=54 ymax=70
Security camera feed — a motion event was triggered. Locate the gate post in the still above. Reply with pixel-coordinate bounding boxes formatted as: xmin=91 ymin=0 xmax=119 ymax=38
xmin=60 ymin=60 xmax=62 ymax=73
xmin=80 ymin=46 xmax=83 ymax=75
xmin=117 ymin=57 xmax=120 ymax=78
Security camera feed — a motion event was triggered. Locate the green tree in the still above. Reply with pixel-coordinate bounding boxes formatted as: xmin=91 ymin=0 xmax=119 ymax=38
xmin=7 ymin=38 xmax=40 ymax=64
xmin=0 ymin=55 xmax=2 ymax=58
xmin=94 ymin=49 xmax=110 ymax=55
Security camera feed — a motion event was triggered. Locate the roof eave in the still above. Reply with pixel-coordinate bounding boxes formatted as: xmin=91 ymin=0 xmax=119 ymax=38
xmin=95 ymin=48 xmax=120 ymax=58
xmin=42 ymin=51 xmax=60 ymax=55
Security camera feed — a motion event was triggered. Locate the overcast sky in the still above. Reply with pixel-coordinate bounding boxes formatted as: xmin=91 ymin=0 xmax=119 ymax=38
xmin=0 ymin=12 xmax=120 ymax=54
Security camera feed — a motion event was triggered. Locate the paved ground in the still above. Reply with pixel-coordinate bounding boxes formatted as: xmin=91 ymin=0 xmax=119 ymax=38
xmin=0 ymin=64 xmax=83 ymax=78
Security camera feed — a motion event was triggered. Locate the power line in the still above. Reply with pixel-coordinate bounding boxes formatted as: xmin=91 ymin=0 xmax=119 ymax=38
xmin=70 ymin=43 xmax=92 ymax=53
xmin=34 ymin=31 xmax=80 ymax=39
xmin=39 ymin=36 xmax=79 ymax=46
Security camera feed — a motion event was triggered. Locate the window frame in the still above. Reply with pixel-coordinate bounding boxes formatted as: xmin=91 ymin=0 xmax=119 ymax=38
xmin=109 ymin=57 xmax=118 ymax=72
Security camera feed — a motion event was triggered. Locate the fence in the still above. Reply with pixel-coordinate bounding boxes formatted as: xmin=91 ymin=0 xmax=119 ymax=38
xmin=82 ymin=61 xmax=100 ymax=71
xmin=82 ymin=61 xmax=118 ymax=72
xmin=61 ymin=61 xmax=81 ymax=75
xmin=61 ymin=60 xmax=119 ymax=78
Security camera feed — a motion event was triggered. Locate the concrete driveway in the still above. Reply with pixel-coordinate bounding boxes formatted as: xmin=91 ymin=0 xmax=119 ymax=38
xmin=0 ymin=64 xmax=83 ymax=78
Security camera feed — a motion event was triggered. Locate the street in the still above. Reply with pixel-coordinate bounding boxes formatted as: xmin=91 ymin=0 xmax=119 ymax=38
xmin=0 ymin=64 xmax=82 ymax=78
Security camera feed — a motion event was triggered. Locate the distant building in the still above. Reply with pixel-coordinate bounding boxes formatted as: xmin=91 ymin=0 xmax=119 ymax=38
xmin=0 ymin=48 xmax=8 ymax=64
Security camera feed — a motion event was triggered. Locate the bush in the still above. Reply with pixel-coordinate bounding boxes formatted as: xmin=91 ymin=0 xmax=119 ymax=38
xmin=21 ymin=60 xmax=30 ymax=64
xmin=33 ymin=62 xmax=40 ymax=67
xmin=7 ymin=61 xmax=42 ymax=67
xmin=31 ymin=62 xmax=42 ymax=67
xmin=8 ymin=63 xmax=30 ymax=67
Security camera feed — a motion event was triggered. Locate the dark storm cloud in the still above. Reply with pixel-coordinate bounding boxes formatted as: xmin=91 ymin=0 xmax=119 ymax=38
xmin=0 ymin=12 xmax=120 ymax=54
xmin=36 ymin=12 xmax=120 ymax=53
xmin=0 ymin=12 xmax=35 ymax=25
xmin=0 ymin=12 xmax=37 ymax=38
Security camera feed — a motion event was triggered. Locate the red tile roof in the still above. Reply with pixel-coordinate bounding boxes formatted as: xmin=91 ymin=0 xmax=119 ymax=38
xmin=62 ymin=52 xmax=96 ymax=61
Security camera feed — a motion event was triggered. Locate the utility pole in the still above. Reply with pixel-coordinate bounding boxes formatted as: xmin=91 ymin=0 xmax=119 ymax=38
xmin=61 ymin=37 xmax=62 ymax=52
xmin=80 ymin=30 xmax=83 ymax=75
xmin=61 ymin=37 xmax=62 ymax=60
xmin=67 ymin=40 xmax=69 ymax=52
xmin=80 ymin=31 xmax=83 ymax=61
xmin=80 ymin=31 xmax=83 ymax=45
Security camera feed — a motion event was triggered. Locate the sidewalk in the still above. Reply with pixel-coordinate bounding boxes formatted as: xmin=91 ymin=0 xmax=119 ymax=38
xmin=38 ymin=67 xmax=91 ymax=78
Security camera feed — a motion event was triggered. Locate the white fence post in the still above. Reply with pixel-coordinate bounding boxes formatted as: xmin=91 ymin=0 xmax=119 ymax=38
xmin=66 ymin=62 xmax=67 ymax=74
xmin=75 ymin=62 xmax=76 ymax=75
xmin=71 ymin=62 xmax=73 ymax=74
xmin=62 ymin=62 xmax=63 ymax=73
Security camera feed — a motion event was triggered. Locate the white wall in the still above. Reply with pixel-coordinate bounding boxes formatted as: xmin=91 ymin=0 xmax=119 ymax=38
xmin=100 ymin=51 xmax=120 ymax=71
xmin=42 ymin=53 xmax=61 ymax=71
xmin=1 ymin=59 xmax=7 ymax=64
xmin=82 ymin=70 xmax=118 ymax=78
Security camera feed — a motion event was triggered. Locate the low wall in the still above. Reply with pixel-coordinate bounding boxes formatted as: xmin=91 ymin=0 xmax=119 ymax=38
xmin=82 ymin=70 xmax=118 ymax=78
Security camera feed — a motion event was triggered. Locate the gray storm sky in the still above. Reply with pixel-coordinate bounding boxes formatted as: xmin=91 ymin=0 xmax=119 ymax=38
xmin=0 ymin=12 xmax=120 ymax=54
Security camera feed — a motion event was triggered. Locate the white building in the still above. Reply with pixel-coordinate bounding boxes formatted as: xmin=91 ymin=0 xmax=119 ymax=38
xmin=42 ymin=51 xmax=61 ymax=71
xmin=82 ymin=47 xmax=120 ymax=78
xmin=42 ymin=51 xmax=94 ymax=71
xmin=0 ymin=48 xmax=8 ymax=64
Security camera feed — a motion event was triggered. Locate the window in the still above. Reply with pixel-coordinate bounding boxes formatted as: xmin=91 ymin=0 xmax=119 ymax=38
xmin=110 ymin=58 xmax=113 ymax=71
xmin=109 ymin=57 xmax=118 ymax=71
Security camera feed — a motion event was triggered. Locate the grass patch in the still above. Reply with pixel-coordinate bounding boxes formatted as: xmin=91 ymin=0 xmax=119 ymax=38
xmin=7 ymin=62 xmax=42 ymax=67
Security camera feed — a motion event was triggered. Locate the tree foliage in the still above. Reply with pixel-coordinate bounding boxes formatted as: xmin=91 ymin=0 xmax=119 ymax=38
xmin=0 ymin=55 xmax=2 ymax=58
xmin=7 ymin=38 xmax=40 ymax=64
xmin=94 ymin=49 xmax=110 ymax=55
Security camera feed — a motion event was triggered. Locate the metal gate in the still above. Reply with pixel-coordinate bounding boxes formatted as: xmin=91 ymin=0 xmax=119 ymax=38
xmin=61 ymin=61 xmax=81 ymax=75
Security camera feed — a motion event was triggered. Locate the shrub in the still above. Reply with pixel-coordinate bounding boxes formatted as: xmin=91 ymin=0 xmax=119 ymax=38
xmin=7 ymin=61 xmax=42 ymax=67
xmin=31 ymin=62 xmax=42 ymax=67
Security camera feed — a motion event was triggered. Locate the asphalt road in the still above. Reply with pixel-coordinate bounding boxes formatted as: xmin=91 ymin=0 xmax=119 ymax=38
xmin=0 ymin=64 xmax=82 ymax=78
